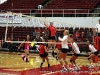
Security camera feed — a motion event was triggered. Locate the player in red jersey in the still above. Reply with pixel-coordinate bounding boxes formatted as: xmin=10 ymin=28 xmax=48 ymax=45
xmin=39 ymin=37 xmax=50 ymax=70
xmin=44 ymin=17 xmax=64 ymax=58
xmin=18 ymin=35 xmax=30 ymax=62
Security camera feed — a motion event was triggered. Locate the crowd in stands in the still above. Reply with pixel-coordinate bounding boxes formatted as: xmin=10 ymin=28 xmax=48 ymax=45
xmin=0 ymin=26 xmax=93 ymax=54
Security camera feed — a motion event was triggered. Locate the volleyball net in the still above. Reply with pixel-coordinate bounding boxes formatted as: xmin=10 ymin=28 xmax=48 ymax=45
xmin=4 ymin=12 xmax=96 ymax=44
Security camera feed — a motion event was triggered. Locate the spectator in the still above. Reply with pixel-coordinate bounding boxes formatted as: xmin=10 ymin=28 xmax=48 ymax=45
xmin=74 ymin=31 xmax=80 ymax=41
xmin=86 ymin=31 xmax=92 ymax=38
xmin=6 ymin=37 xmax=12 ymax=52
xmin=35 ymin=34 xmax=41 ymax=43
xmin=93 ymin=28 xmax=97 ymax=36
xmin=13 ymin=38 xmax=21 ymax=52
xmin=94 ymin=19 xmax=100 ymax=44
xmin=33 ymin=30 xmax=37 ymax=40
xmin=80 ymin=32 xmax=85 ymax=41
xmin=95 ymin=19 xmax=100 ymax=36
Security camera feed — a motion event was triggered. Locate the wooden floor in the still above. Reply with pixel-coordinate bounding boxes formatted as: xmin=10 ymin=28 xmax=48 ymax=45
xmin=0 ymin=52 xmax=100 ymax=75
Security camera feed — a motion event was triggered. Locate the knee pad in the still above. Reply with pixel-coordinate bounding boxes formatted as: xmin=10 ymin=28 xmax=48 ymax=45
xmin=73 ymin=60 xmax=75 ymax=63
xmin=88 ymin=58 xmax=91 ymax=60
xmin=70 ymin=60 xmax=73 ymax=63
xmin=93 ymin=60 xmax=95 ymax=62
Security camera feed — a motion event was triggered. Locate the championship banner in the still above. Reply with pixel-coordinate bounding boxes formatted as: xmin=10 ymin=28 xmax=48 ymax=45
xmin=0 ymin=13 xmax=22 ymax=24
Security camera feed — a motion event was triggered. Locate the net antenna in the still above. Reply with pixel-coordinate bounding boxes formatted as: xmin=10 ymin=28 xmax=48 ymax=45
xmin=5 ymin=11 xmax=9 ymax=42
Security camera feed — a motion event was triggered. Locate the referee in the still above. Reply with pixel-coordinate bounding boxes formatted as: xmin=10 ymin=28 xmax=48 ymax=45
xmin=95 ymin=19 xmax=100 ymax=36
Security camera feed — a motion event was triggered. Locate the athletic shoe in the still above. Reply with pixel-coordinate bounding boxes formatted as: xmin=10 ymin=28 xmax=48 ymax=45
xmin=26 ymin=58 xmax=29 ymax=62
xmin=22 ymin=56 xmax=25 ymax=60
xmin=40 ymin=62 xmax=43 ymax=70
xmin=89 ymin=65 xmax=94 ymax=68
xmin=40 ymin=65 xmax=42 ymax=69
xmin=68 ymin=68 xmax=74 ymax=71
xmin=74 ymin=66 xmax=77 ymax=70
xmin=26 ymin=60 xmax=29 ymax=62
xmin=62 ymin=67 xmax=68 ymax=72
xmin=74 ymin=66 xmax=80 ymax=71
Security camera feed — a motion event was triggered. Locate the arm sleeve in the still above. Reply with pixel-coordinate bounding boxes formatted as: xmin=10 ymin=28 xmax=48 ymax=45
xmin=58 ymin=36 xmax=67 ymax=41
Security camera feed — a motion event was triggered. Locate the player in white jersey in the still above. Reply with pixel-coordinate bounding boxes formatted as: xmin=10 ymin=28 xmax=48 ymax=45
xmin=58 ymin=30 xmax=70 ymax=71
xmin=70 ymin=38 xmax=80 ymax=70
xmin=95 ymin=19 xmax=100 ymax=36
xmin=87 ymin=41 xmax=99 ymax=67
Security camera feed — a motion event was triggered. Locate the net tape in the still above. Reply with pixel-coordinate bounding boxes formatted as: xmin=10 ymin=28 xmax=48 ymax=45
xmin=5 ymin=41 xmax=95 ymax=44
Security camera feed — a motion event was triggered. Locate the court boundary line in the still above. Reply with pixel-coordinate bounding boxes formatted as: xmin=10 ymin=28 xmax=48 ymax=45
xmin=41 ymin=70 xmax=60 ymax=75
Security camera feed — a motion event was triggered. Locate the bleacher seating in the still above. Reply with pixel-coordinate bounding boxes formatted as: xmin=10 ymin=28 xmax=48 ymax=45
xmin=0 ymin=0 xmax=99 ymax=17
xmin=0 ymin=26 xmax=93 ymax=41
xmin=0 ymin=0 xmax=45 ymax=14
xmin=47 ymin=0 xmax=99 ymax=9
xmin=37 ymin=0 xmax=100 ymax=15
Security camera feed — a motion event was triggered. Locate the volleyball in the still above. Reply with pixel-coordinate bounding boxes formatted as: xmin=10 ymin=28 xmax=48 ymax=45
xmin=31 ymin=42 xmax=35 ymax=47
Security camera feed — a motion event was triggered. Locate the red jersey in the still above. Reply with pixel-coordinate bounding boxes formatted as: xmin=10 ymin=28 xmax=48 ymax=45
xmin=39 ymin=44 xmax=45 ymax=54
xmin=56 ymin=43 xmax=61 ymax=50
xmin=49 ymin=25 xmax=56 ymax=37
xmin=25 ymin=41 xmax=30 ymax=50
xmin=68 ymin=43 xmax=71 ymax=47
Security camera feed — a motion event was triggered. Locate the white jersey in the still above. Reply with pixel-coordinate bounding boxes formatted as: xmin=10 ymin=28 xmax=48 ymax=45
xmin=71 ymin=42 xmax=80 ymax=54
xmin=95 ymin=23 xmax=100 ymax=33
xmin=89 ymin=44 xmax=97 ymax=53
xmin=58 ymin=35 xmax=69 ymax=49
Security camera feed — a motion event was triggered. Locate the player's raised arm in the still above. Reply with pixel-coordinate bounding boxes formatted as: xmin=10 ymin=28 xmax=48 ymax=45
xmin=44 ymin=17 xmax=49 ymax=28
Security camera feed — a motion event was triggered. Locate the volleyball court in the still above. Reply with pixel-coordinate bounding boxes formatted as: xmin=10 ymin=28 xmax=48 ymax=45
xmin=0 ymin=12 xmax=100 ymax=75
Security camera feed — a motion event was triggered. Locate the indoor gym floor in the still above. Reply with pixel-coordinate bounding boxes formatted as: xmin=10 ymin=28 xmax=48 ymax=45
xmin=0 ymin=51 xmax=100 ymax=75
